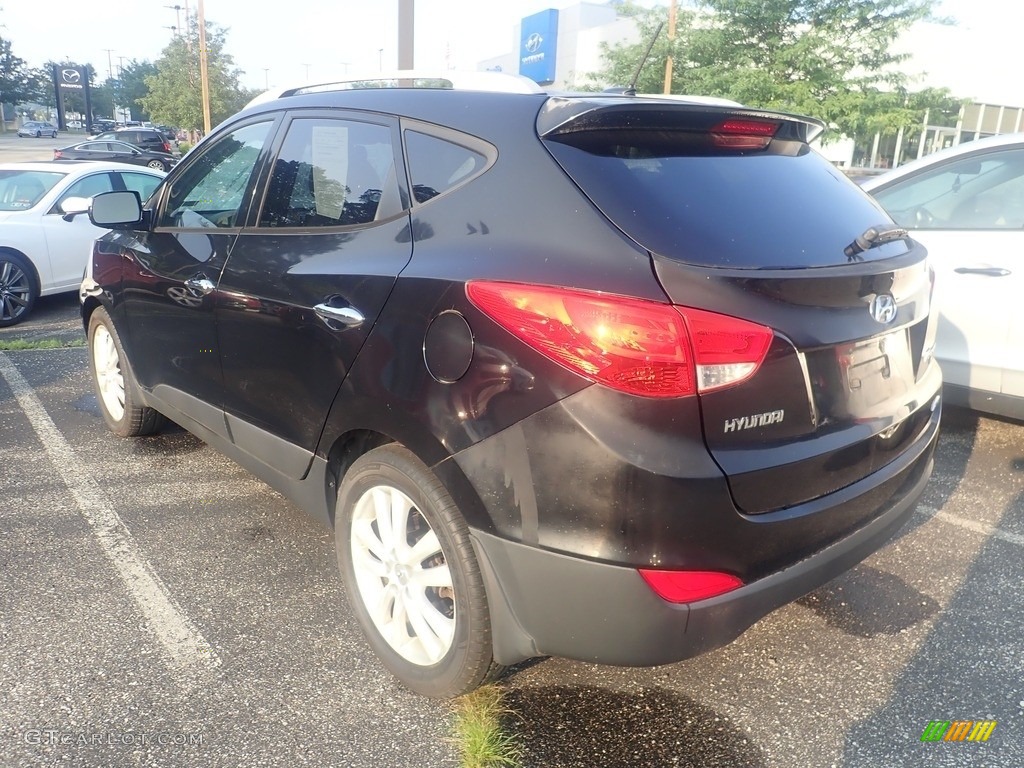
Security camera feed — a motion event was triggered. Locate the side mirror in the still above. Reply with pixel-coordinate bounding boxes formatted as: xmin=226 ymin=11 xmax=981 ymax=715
xmin=90 ymin=190 xmax=144 ymax=228
xmin=60 ymin=196 xmax=93 ymax=222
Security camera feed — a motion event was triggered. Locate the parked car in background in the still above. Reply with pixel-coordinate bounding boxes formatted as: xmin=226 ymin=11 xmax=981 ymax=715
xmin=89 ymin=119 xmax=117 ymax=134
xmin=17 ymin=121 xmax=58 ymax=138
xmin=80 ymin=72 xmax=941 ymax=697
xmin=54 ymin=140 xmax=178 ymax=172
xmin=862 ymin=132 xmax=1024 ymax=420
xmin=154 ymin=125 xmax=178 ymax=143
xmin=0 ymin=161 xmax=164 ymax=326
xmin=90 ymin=127 xmax=176 ymax=155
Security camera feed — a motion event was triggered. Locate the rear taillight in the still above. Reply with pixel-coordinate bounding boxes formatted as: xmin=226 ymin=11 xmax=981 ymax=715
xmin=639 ymin=569 xmax=743 ymax=602
xmin=162 ymin=142 xmax=172 ymax=153
xmin=711 ymin=119 xmax=779 ymax=150
xmin=681 ymin=307 xmax=773 ymax=392
xmin=465 ymin=281 xmax=773 ymax=398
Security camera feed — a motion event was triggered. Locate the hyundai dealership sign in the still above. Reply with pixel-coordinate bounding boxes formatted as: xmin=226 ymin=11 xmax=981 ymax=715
xmin=520 ymin=9 xmax=558 ymax=85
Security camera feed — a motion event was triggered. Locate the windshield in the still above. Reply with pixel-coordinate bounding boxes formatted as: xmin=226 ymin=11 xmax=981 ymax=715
xmin=0 ymin=170 xmax=65 ymax=211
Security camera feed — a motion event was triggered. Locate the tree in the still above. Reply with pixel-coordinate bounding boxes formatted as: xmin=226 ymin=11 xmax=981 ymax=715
xmin=590 ymin=1 xmax=944 ymax=138
xmin=0 ymin=36 xmax=36 ymax=123
xmin=140 ymin=18 xmax=259 ymax=133
xmin=115 ymin=60 xmax=158 ymax=122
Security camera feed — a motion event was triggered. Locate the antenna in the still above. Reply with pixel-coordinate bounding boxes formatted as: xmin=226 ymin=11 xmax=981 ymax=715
xmin=625 ymin=21 xmax=664 ymax=96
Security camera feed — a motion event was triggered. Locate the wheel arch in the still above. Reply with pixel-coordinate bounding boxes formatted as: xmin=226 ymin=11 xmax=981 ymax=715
xmin=321 ymin=420 xmax=493 ymax=536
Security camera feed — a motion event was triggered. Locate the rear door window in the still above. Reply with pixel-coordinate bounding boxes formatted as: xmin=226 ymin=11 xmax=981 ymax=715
xmin=259 ymin=117 xmax=400 ymax=228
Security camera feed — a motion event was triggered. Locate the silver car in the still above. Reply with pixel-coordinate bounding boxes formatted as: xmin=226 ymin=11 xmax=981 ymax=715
xmin=17 ymin=121 xmax=58 ymax=138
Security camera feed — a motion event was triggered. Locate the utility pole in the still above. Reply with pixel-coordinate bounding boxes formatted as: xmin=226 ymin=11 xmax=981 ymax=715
xmin=198 ymin=0 xmax=211 ymax=133
xmin=103 ymin=48 xmax=115 ymax=80
xmin=398 ymin=0 xmax=414 ymax=70
xmin=663 ymin=0 xmax=676 ymax=94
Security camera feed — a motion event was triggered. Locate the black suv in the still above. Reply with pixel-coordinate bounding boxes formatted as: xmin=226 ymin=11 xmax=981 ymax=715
xmin=91 ymin=127 xmax=175 ymax=155
xmin=80 ymin=73 xmax=941 ymax=698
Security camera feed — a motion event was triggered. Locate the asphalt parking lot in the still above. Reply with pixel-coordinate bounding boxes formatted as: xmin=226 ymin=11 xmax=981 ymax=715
xmin=2 ymin=134 xmax=1023 ymax=767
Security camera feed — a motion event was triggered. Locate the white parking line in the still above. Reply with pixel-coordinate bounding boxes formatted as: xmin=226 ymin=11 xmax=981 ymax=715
xmin=0 ymin=351 xmax=221 ymax=681
xmin=916 ymin=503 xmax=1024 ymax=548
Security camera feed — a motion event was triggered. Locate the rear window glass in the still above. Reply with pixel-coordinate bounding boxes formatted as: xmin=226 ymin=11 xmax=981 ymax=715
xmin=544 ymin=134 xmax=898 ymax=269
xmin=405 ymin=131 xmax=488 ymax=204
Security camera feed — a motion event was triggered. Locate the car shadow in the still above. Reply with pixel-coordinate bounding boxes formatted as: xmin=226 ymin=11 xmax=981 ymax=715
xmin=504 ymin=684 xmax=768 ymax=767
xmin=840 ymin=484 xmax=1024 ymax=764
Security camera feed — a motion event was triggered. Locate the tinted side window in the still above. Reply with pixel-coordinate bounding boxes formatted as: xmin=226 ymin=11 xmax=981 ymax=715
xmin=405 ymin=131 xmax=487 ymax=203
xmin=158 ymin=121 xmax=273 ymax=229
xmin=259 ymin=117 xmax=397 ymax=228
xmin=873 ymin=148 xmax=1024 ymax=230
xmin=119 ymin=171 xmax=162 ymax=203
xmin=58 ymin=172 xmax=114 ymax=204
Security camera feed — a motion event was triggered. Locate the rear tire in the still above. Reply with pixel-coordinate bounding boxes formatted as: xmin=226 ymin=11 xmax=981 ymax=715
xmin=147 ymin=159 xmax=165 ymax=170
xmin=87 ymin=307 xmax=165 ymax=437
xmin=335 ymin=444 xmax=505 ymax=698
xmin=0 ymin=251 xmax=37 ymax=327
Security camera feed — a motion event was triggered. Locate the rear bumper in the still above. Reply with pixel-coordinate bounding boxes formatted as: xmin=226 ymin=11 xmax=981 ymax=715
xmin=471 ymin=400 xmax=939 ymax=666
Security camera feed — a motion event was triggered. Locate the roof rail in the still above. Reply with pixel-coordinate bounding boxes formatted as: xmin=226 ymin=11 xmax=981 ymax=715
xmin=246 ymin=70 xmax=545 ymax=109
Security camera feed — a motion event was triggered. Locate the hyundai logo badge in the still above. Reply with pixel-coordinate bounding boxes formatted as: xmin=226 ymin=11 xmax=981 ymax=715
xmin=869 ymin=293 xmax=897 ymax=324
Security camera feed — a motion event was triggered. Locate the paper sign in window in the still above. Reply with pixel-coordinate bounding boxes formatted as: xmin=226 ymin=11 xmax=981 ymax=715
xmin=311 ymin=125 xmax=349 ymax=221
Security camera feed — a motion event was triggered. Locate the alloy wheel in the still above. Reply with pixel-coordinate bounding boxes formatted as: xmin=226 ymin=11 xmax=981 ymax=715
xmin=0 ymin=258 xmax=32 ymax=325
xmin=349 ymin=484 xmax=456 ymax=666
xmin=92 ymin=324 xmax=126 ymax=422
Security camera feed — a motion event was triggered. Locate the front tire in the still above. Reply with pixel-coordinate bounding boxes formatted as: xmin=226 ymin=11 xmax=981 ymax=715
xmin=335 ymin=444 xmax=503 ymax=698
xmin=87 ymin=307 xmax=165 ymax=437
xmin=0 ymin=251 xmax=36 ymax=327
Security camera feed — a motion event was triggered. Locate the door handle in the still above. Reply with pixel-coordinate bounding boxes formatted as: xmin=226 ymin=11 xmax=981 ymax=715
xmin=184 ymin=276 xmax=216 ymax=295
xmin=314 ymin=302 xmax=365 ymax=329
xmin=953 ymin=267 xmax=1011 ymax=277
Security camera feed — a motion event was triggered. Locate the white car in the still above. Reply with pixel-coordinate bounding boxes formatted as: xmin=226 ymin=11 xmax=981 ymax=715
xmin=862 ymin=133 xmax=1024 ymax=420
xmin=0 ymin=161 xmax=164 ymax=326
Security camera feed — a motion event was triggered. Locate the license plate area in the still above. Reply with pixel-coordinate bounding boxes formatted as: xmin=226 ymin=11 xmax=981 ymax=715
xmin=806 ymin=330 xmax=915 ymax=423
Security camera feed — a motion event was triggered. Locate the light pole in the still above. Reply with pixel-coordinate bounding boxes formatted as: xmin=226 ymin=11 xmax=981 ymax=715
xmin=378 ymin=49 xmax=383 ymax=72
xmin=263 ymin=68 xmax=270 ymax=89
xmin=165 ymin=4 xmax=183 ymax=32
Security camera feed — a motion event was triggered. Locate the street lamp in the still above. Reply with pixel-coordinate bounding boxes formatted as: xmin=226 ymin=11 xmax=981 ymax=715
xmin=378 ymin=49 xmax=383 ymax=72
xmin=165 ymin=4 xmax=183 ymax=32
xmin=263 ymin=68 xmax=270 ymax=89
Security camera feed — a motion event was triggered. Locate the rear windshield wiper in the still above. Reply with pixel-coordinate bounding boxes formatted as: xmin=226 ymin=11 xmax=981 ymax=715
xmin=844 ymin=225 xmax=909 ymax=261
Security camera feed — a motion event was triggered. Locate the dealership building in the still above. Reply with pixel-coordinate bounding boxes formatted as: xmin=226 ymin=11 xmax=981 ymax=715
xmin=478 ymin=3 xmax=636 ymax=90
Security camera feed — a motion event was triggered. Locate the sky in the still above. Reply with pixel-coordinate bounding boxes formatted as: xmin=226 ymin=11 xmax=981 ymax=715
xmin=2 ymin=0 xmax=1022 ymax=106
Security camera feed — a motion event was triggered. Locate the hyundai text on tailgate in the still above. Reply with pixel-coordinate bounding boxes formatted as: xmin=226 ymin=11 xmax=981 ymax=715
xmin=79 ymin=72 xmax=941 ymax=697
